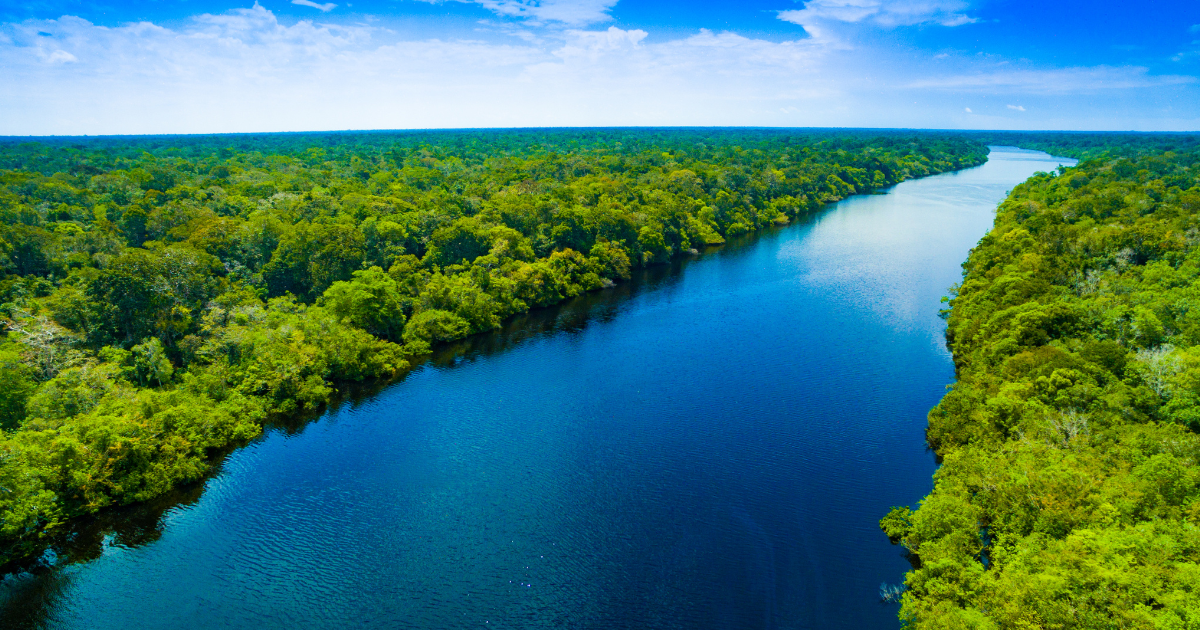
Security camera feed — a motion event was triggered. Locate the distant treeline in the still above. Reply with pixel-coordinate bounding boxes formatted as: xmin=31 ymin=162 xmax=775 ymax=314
xmin=973 ymin=131 xmax=1200 ymax=160
xmin=882 ymin=148 xmax=1200 ymax=626
xmin=0 ymin=128 xmax=986 ymax=566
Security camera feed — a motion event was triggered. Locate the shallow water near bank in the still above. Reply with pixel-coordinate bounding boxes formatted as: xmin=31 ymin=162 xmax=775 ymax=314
xmin=1 ymin=147 xmax=1074 ymax=629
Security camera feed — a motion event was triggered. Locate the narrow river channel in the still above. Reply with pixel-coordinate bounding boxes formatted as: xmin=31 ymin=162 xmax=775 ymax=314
xmin=1 ymin=147 xmax=1074 ymax=630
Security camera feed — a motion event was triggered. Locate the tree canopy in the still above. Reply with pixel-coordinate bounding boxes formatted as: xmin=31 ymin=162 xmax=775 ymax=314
xmin=0 ymin=128 xmax=986 ymax=566
xmin=882 ymin=148 xmax=1200 ymax=628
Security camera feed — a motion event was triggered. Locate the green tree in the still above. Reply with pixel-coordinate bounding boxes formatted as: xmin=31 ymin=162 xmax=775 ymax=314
xmin=320 ymin=266 xmax=408 ymax=340
xmin=403 ymin=309 xmax=470 ymax=346
xmin=0 ymin=348 xmax=36 ymax=430
xmin=132 ymin=337 xmax=174 ymax=387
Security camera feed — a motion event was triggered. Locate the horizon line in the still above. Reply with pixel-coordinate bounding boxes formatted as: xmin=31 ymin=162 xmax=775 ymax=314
xmin=2 ymin=126 xmax=1198 ymax=142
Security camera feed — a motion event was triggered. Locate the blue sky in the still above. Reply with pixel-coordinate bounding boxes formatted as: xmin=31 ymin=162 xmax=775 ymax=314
xmin=1 ymin=0 xmax=1198 ymax=134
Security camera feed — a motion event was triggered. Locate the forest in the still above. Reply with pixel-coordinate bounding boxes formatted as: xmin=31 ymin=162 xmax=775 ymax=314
xmin=0 ymin=128 xmax=987 ymax=566
xmin=881 ymin=145 xmax=1200 ymax=627
xmin=977 ymin=132 xmax=1200 ymax=161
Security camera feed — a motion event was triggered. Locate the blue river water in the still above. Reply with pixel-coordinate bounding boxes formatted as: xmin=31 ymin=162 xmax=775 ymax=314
xmin=0 ymin=147 xmax=1073 ymax=629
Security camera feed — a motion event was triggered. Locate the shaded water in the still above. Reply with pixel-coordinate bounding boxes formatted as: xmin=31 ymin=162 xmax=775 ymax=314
xmin=1 ymin=147 xmax=1074 ymax=629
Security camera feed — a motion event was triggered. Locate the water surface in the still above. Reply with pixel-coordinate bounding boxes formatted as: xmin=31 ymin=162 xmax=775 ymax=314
xmin=1 ymin=147 xmax=1074 ymax=629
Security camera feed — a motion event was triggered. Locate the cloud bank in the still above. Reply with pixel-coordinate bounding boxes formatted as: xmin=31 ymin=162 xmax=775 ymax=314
xmin=906 ymin=65 xmax=1195 ymax=93
xmin=0 ymin=5 xmax=834 ymax=134
xmin=0 ymin=3 xmax=1196 ymax=134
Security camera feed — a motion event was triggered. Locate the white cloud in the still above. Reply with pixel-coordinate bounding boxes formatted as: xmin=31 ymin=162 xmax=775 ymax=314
xmin=44 ymin=49 xmax=76 ymax=63
xmin=292 ymin=0 xmax=338 ymax=12
xmin=554 ymin=25 xmax=646 ymax=60
xmin=1006 ymin=104 xmax=1024 ymax=111
xmin=963 ymin=106 xmax=971 ymax=112
xmin=412 ymin=0 xmax=618 ymax=25
xmin=0 ymin=6 xmax=839 ymax=134
xmin=907 ymin=65 xmax=1196 ymax=93
xmin=778 ymin=0 xmax=976 ymax=31
xmin=0 ymin=4 xmax=1196 ymax=134
xmin=1189 ymin=24 xmax=1200 ymax=33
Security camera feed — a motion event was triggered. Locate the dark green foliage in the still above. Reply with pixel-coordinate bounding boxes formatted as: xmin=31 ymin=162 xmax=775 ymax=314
xmin=0 ymin=128 xmax=986 ymax=567
xmin=0 ymin=349 xmax=36 ymax=430
xmin=885 ymin=149 xmax=1200 ymax=628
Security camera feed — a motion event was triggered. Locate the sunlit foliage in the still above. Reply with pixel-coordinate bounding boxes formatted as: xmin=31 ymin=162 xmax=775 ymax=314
xmin=883 ymin=149 xmax=1200 ymax=628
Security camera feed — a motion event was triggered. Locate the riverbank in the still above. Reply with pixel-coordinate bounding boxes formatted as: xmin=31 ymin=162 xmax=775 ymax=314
xmin=882 ymin=148 xmax=1200 ymax=627
xmin=3 ymin=146 xmax=1059 ymax=629
xmin=0 ymin=130 xmax=988 ymax=570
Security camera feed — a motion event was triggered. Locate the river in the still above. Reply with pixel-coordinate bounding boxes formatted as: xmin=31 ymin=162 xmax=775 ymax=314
xmin=1 ymin=147 xmax=1074 ymax=629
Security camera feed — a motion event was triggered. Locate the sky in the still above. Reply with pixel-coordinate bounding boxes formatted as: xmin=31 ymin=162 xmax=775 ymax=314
xmin=0 ymin=0 xmax=1198 ymax=135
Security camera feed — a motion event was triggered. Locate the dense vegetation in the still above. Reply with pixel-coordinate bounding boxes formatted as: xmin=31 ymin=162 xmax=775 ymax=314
xmin=976 ymin=132 xmax=1200 ymax=162
xmin=0 ymin=128 xmax=986 ymax=566
xmin=882 ymin=149 xmax=1200 ymax=627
